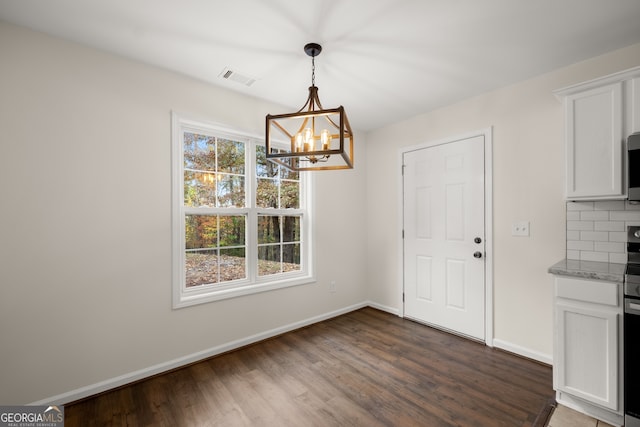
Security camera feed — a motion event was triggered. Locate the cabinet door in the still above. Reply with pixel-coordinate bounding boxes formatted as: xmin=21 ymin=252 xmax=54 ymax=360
xmin=555 ymin=302 xmax=618 ymax=410
xmin=630 ymin=77 xmax=640 ymax=134
xmin=565 ymin=82 xmax=623 ymax=199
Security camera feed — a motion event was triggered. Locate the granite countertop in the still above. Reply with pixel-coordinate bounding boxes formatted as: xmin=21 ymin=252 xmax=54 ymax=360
xmin=548 ymin=259 xmax=626 ymax=284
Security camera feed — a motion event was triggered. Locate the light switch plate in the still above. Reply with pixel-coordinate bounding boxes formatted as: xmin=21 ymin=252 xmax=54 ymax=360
xmin=512 ymin=221 xmax=530 ymax=237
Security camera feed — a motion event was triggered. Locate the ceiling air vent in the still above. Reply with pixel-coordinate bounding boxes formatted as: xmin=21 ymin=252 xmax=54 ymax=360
xmin=219 ymin=67 xmax=256 ymax=87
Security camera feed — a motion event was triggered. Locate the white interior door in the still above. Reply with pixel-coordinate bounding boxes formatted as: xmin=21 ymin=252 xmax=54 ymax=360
xmin=403 ymin=135 xmax=485 ymax=340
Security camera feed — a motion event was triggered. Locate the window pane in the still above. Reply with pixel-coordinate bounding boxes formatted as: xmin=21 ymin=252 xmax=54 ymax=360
xmin=217 ymin=175 xmax=245 ymax=207
xmin=186 ymin=250 xmax=218 ymax=287
xmin=281 ymin=180 xmax=300 ymax=209
xmin=220 ymin=248 xmax=246 ymax=281
xmin=282 ymin=243 xmax=301 ymax=270
xmin=256 ymin=145 xmax=278 ymax=178
xmin=184 ymin=171 xmax=216 ymax=207
xmin=258 ymin=246 xmax=281 ymax=276
xmin=281 ymin=216 xmax=300 ymax=242
xmin=256 ymin=178 xmax=278 ymax=208
xmin=185 ymin=214 xmax=246 ymax=286
xmin=184 ymin=132 xmax=216 ymax=171
xmin=280 ymin=166 xmax=299 ymax=180
xmin=258 ymin=215 xmax=280 ymax=244
xmin=219 ymin=215 xmax=246 ymax=246
xmin=185 ymin=215 xmax=217 ymax=249
xmin=256 ymin=215 xmax=301 ymax=275
xmin=217 ymin=139 xmax=245 ymax=174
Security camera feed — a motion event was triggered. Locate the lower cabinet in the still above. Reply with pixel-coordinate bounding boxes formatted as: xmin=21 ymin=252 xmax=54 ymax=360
xmin=553 ymin=276 xmax=623 ymax=426
xmin=555 ymin=302 xmax=618 ymax=408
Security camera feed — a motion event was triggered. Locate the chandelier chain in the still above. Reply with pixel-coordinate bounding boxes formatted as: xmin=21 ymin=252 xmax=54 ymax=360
xmin=311 ymin=56 xmax=315 ymax=86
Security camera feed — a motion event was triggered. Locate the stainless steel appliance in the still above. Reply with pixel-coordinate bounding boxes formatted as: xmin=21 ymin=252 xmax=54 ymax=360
xmin=628 ymin=132 xmax=640 ymax=202
xmin=625 ymin=226 xmax=640 ymax=427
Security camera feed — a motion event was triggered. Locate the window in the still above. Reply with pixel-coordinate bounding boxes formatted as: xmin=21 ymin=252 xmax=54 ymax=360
xmin=172 ymin=113 xmax=313 ymax=308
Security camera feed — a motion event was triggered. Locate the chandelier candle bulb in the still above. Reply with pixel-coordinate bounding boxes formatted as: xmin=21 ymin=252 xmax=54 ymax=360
xmin=321 ymin=129 xmax=331 ymax=150
xmin=295 ymin=133 xmax=302 ymax=152
xmin=304 ymin=127 xmax=313 ymax=152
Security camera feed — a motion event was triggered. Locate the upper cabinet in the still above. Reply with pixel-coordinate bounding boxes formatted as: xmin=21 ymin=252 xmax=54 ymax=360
xmin=565 ymin=82 xmax=623 ymax=199
xmin=555 ymin=66 xmax=640 ymax=200
xmin=629 ymin=75 xmax=640 ymax=135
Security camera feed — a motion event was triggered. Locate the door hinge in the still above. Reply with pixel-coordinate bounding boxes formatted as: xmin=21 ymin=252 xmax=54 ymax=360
xmin=402 ymin=293 xmax=405 ymax=302
xmin=402 ymin=164 xmax=406 ymax=175
xmin=402 ymin=229 xmax=405 ymax=239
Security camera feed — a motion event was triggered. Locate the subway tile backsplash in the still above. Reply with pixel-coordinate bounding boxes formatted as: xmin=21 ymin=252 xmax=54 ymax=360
xmin=566 ymin=201 xmax=640 ymax=264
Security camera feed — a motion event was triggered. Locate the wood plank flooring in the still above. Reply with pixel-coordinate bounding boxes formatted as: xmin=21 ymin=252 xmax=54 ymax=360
xmin=65 ymin=307 xmax=553 ymax=426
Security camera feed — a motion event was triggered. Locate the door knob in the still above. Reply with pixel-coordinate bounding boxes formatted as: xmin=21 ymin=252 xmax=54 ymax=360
xmin=474 ymin=237 xmax=482 ymax=244
xmin=473 ymin=251 xmax=483 ymax=259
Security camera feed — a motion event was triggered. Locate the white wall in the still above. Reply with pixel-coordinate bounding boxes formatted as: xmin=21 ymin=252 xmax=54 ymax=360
xmin=0 ymin=22 xmax=367 ymax=405
xmin=365 ymin=42 xmax=640 ymax=361
xmin=4 ymin=19 xmax=640 ymax=406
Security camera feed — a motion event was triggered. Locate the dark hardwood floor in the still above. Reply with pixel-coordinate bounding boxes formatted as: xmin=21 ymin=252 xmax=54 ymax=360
xmin=65 ymin=307 xmax=553 ymax=426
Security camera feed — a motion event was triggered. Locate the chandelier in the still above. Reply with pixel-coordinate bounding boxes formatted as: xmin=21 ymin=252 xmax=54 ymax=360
xmin=265 ymin=43 xmax=354 ymax=171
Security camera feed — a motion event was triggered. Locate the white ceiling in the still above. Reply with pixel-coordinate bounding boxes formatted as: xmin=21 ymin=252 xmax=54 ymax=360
xmin=2 ymin=0 xmax=640 ymax=131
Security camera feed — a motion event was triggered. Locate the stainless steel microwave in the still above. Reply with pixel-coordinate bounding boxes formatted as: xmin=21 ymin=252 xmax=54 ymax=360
xmin=630 ymin=132 xmax=640 ymax=201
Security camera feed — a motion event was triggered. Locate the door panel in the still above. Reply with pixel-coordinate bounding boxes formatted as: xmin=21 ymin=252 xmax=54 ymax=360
xmin=416 ymin=187 xmax=432 ymax=238
xmin=446 ymin=183 xmax=464 ymax=240
xmin=416 ymin=256 xmax=432 ymax=301
xmin=403 ymin=135 xmax=485 ymax=340
xmin=446 ymin=258 xmax=465 ymax=309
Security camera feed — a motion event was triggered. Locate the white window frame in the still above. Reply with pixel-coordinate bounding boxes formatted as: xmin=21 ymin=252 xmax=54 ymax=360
xmin=171 ymin=112 xmax=315 ymax=308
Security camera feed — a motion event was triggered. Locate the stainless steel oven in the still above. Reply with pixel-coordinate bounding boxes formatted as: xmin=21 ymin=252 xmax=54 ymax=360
xmin=625 ymin=226 xmax=640 ymax=426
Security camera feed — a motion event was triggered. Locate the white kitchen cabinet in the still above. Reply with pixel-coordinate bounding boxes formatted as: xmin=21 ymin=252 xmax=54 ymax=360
xmin=555 ymin=302 xmax=618 ymax=409
xmin=564 ymin=83 xmax=623 ymax=199
xmin=628 ymin=76 xmax=640 ymax=135
xmin=553 ymin=276 xmax=623 ymax=425
xmin=555 ymin=66 xmax=640 ymax=200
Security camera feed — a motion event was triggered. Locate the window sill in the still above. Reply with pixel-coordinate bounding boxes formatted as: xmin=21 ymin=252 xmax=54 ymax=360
xmin=172 ymin=274 xmax=316 ymax=309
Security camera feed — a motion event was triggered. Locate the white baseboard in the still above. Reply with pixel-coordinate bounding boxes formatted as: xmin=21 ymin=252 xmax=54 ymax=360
xmin=31 ymin=303 xmax=549 ymax=406
xmin=31 ymin=301 xmax=369 ymax=406
xmin=492 ymin=338 xmax=553 ymax=365
xmin=365 ymin=300 xmax=400 ymax=316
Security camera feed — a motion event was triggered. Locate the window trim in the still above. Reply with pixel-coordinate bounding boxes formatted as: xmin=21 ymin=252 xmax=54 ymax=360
xmin=171 ymin=112 xmax=315 ymax=309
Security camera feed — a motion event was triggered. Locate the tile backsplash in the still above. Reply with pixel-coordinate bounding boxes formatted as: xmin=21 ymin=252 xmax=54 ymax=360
xmin=567 ymin=201 xmax=640 ymax=264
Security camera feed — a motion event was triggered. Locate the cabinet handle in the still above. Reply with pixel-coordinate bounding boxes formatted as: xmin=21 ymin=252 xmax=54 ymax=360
xmin=625 ymin=299 xmax=640 ymax=315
